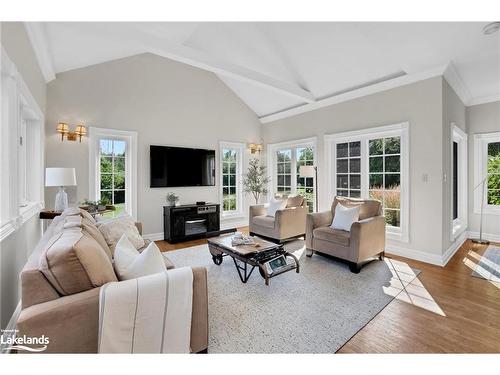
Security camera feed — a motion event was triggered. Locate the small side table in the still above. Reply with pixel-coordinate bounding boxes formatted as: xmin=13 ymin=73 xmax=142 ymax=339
xmin=39 ymin=210 xmax=62 ymax=220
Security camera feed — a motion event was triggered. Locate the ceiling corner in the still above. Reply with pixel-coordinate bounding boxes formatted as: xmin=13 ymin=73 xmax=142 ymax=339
xmin=443 ymin=62 xmax=473 ymax=106
xmin=24 ymin=22 xmax=56 ymax=83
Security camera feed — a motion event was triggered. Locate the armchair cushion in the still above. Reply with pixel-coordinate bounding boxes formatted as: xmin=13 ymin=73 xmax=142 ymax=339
xmin=266 ymin=198 xmax=287 ymax=217
xmin=286 ymin=195 xmax=304 ymax=208
xmin=332 ymin=197 xmax=381 ymax=220
xmin=313 ymin=227 xmax=351 ymax=247
xmin=252 ymin=215 xmax=275 ymax=229
xmin=330 ymin=203 xmax=359 ymax=231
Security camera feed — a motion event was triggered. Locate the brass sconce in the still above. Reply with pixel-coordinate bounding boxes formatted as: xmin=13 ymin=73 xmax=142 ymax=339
xmin=57 ymin=122 xmax=87 ymax=142
xmin=249 ymin=143 xmax=263 ymax=154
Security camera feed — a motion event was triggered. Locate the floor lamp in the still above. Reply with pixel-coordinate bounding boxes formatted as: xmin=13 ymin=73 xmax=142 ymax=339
xmin=472 ymin=175 xmax=490 ymax=245
xmin=299 ymin=165 xmax=318 ymax=212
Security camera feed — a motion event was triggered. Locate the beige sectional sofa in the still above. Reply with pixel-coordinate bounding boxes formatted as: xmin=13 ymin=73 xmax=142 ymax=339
xmin=306 ymin=197 xmax=385 ymax=273
xmin=16 ymin=210 xmax=208 ymax=353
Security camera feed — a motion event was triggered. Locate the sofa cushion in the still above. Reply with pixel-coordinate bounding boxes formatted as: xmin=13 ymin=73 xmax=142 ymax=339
xmin=114 ymin=234 xmax=166 ymax=280
xmin=97 ymin=216 xmax=145 ymax=255
xmin=286 ymin=195 xmax=304 ymax=208
xmin=313 ymin=227 xmax=351 ymax=247
xmin=39 ymin=229 xmax=117 ymax=296
xmin=252 ymin=215 xmax=275 ymax=229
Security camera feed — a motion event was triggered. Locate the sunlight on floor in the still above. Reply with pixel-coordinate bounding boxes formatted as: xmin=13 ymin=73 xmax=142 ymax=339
xmin=382 ymin=258 xmax=446 ymax=316
xmin=463 ymin=250 xmax=500 ymax=289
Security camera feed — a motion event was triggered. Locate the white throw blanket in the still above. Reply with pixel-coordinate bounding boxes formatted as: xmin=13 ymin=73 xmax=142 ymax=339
xmin=98 ymin=267 xmax=193 ymax=353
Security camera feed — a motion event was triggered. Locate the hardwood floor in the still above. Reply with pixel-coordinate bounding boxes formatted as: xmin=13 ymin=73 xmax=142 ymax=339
xmin=155 ymin=233 xmax=500 ymax=353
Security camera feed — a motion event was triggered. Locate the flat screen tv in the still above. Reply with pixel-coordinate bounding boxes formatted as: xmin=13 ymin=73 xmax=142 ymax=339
xmin=150 ymin=145 xmax=216 ymax=187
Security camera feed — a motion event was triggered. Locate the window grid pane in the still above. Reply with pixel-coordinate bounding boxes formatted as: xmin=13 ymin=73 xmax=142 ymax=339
xmin=487 ymin=141 xmax=500 ymax=205
xmin=296 ymin=147 xmax=315 ymax=212
xmin=99 ymin=139 xmax=127 ymax=215
xmin=336 ymin=142 xmax=361 ymax=198
xmin=222 ymin=148 xmax=238 ymax=213
xmin=368 ymin=137 xmax=401 ymax=227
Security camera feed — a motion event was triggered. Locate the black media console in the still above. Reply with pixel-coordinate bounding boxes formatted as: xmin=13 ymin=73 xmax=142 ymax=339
xmin=163 ymin=203 xmax=221 ymax=243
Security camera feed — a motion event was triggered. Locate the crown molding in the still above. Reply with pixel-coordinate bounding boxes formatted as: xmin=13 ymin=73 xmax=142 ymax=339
xmin=468 ymin=93 xmax=500 ymax=106
xmin=443 ymin=62 xmax=473 ymax=106
xmin=260 ymin=64 xmax=448 ymax=124
xmin=23 ymin=22 xmax=56 ymax=82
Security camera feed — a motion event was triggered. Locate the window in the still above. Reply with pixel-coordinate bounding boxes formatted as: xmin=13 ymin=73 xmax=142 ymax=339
xmin=451 ymin=124 xmax=467 ymax=240
xmin=276 ymin=149 xmax=292 ymax=195
xmin=452 ymin=141 xmax=458 ymax=220
xmin=473 ymin=132 xmax=500 ymax=215
xmin=89 ymin=128 xmax=137 ymax=220
xmin=219 ymin=142 xmax=244 ymax=216
xmin=268 ymin=138 xmax=316 ymax=212
xmin=487 ymin=141 xmax=500 ymax=205
xmin=1 ymin=48 xmax=44 ymax=242
xmin=99 ymin=139 xmax=126 ymax=216
xmin=296 ymin=147 xmax=315 ymax=212
xmin=368 ymin=136 xmax=401 ymax=228
xmin=336 ymin=141 xmax=361 ymax=198
xmin=325 ymin=123 xmax=409 ymax=241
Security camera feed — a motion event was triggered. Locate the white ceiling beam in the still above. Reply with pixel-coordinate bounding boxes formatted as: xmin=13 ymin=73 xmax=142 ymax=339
xmin=260 ymin=64 xmax=449 ymax=124
xmin=24 ymin=22 xmax=56 ymax=82
xmin=146 ymin=43 xmax=315 ymax=103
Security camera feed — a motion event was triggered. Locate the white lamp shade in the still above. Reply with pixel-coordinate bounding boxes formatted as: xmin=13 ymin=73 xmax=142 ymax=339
xmin=299 ymin=165 xmax=316 ymax=178
xmin=45 ymin=168 xmax=77 ymax=187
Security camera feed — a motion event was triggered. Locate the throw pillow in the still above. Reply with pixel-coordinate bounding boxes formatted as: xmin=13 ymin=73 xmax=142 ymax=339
xmin=114 ymin=234 xmax=166 ymax=280
xmin=98 ymin=216 xmax=145 ymax=254
xmin=330 ymin=203 xmax=360 ymax=232
xmin=266 ymin=198 xmax=287 ymax=217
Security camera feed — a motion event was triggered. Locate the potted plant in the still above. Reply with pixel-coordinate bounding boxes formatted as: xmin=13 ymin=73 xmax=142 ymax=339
xmin=80 ymin=199 xmax=98 ymax=213
xmin=242 ymin=158 xmax=270 ymax=204
xmin=97 ymin=197 xmax=110 ymax=211
xmin=166 ymin=192 xmax=180 ymax=206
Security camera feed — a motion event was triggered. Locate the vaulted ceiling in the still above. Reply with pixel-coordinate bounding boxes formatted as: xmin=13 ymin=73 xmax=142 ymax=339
xmin=25 ymin=22 xmax=500 ymax=122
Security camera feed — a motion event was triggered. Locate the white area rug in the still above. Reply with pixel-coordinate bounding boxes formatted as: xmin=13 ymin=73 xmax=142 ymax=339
xmin=166 ymin=240 xmax=420 ymax=353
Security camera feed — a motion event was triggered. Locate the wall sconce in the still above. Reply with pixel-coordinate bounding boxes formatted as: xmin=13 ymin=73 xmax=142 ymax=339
xmin=249 ymin=143 xmax=263 ymax=154
xmin=57 ymin=122 xmax=87 ymax=142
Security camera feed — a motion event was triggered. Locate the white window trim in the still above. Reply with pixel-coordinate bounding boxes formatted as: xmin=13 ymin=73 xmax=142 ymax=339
xmin=324 ymin=122 xmax=410 ymax=243
xmin=267 ymin=137 xmax=317 ymax=210
xmin=451 ymin=123 xmax=468 ymax=240
xmin=0 ymin=47 xmax=44 ymax=243
xmin=473 ymin=131 xmax=500 ymax=216
xmin=89 ymin=127 xmax=138 ymax=220
xmin=219 ymin=141 xmax=245 ymax=218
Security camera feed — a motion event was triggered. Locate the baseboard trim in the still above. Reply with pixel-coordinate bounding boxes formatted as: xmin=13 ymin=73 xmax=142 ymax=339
xmin=142 ymin=232 xmax=163 ymax=241
xmin=385 ymin=245 xmax=443 ymax=266
xmin=0 ymin=301 xmax=21 ymax=354
xmin=442 ymin=231 xmax=467 ymax=266
xmin=467 ymin=231 xmax=500 ymax=243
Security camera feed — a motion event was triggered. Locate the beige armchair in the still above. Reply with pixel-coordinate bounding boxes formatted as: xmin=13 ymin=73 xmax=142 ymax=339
xmin=306 ymin=197 xmax=385 ymax=273
xmin=249 ymin=195 xmax=308 ymax=243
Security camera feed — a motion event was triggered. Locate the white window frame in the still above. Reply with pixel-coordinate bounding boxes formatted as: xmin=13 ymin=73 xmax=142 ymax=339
xmin=267 ymin=137 xmax=317 ymax=211
xmin=451 ymin=123 xmax=468 ymax=240
xmin=219 ymin=141 xmax=244 ymax=218
xmin=324 ymin=122 xmax=409 ymax=242
xmin=89 ymin=127 xmax=138 ymax=220
xmin=474 ymin=131 xmax=500 ymax=215
xmin=1 ymin=47 xmax=44 ymax=243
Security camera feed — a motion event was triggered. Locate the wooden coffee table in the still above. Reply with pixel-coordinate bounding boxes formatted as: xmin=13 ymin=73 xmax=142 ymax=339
xmin=207 ymin=235 xmax=300 ymax=286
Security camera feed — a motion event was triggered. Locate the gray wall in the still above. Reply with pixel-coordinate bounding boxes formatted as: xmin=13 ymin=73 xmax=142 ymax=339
xmin=262 ymin=77 xmax=445 ymax=257
xmin=45 ymin=53 xmax=262 ymax=236
xmin=441 ymin=79 xmax=467 ymax=251
xmin=1 ymin=22 xmax=46 ymax=328
xmin=467 ymin=101 xmax=500 ymax=237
